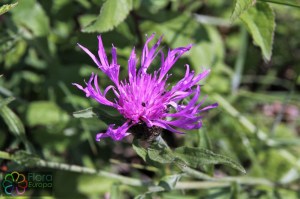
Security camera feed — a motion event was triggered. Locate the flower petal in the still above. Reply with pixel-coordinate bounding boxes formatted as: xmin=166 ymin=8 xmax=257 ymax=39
xmin=140 ymin=34 xmax=163 ymax=74
xmin=97 ymin=35 xmax=109 ymax=68
xmin=96 ymin=121 xmax=133 ymax=141
xmin=77 ymin=43 xmax=101 ymax=67
xmin=128 ymin=47 xmax=137 ymax=82
xmin=74 ymin=73 xmax=117 ymax=107
xmin=158 ymin=45 xmax=192 ymax=81
xmin=152 ymin=120 xmax=185 ymax=134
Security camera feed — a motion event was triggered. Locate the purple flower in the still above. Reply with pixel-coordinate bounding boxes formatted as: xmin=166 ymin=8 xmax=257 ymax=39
xmin=73 ymin=34 xmax=218 ymax=141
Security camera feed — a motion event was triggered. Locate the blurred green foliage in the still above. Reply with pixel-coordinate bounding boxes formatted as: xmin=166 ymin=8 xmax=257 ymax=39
xmin=0 ymin=0 xmax=300 ymax=198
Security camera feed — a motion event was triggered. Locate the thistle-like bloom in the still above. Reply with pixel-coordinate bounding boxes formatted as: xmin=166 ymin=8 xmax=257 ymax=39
xmin=73 ymin=34 xmax=217 ymax=141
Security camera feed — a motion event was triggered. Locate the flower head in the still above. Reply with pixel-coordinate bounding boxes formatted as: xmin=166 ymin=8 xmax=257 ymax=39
xmin=73 ymin=34 xmax=217 ymax=141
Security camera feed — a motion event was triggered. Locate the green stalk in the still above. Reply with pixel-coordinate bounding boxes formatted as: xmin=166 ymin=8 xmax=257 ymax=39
xmin=232 ymin=26 xmax=248 ymax=94
xmin=36 ymin=160 xmax=143 ymax=186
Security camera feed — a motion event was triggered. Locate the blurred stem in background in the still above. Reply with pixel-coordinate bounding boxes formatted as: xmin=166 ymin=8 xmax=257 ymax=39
xmin=1 ymin=150 xmax=299 ymax=191
xmin=231 ymin=26 xmax=248 ymax=94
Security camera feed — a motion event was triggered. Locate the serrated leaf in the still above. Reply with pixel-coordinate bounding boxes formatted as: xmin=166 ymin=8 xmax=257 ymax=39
xmin=175 ymin=147 xmax=246 ymax=173
xmin=82 ymin=0 xmax=133 ymax=33
xmin=147 ymin=137 xmax=174 ymax=164
xmin=26 ymin=101 xmax=69 ymax=127
xmin=147 ymin=146 xmax=174 ymax=164
xmin=0 ymin=2 xmax=18 ymax=15
xmin=240 ymin=2 xmax=275 ymax=61
xmin=231 ymin=0 xmax=255 ymax=22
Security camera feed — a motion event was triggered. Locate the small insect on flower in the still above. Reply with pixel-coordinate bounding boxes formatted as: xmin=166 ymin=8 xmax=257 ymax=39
xmin=73 ymin=34 xmax=218 ymax=142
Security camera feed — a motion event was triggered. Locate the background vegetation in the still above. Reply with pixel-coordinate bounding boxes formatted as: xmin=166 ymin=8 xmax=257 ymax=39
xmin=0 ymin=0 xmax=299 ymax=198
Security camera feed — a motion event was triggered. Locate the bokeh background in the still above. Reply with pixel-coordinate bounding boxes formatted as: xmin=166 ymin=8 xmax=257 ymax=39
xmin=0 ymin=0 xmax=299 ymax=198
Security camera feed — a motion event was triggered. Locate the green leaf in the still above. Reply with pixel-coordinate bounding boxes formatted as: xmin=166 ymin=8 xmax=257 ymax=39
xmin=140 ymin=13 xmax=224 ymax=70
xmin=0 ymin=97 xmax=15 ymax=108
xmin=73 ymin=107 xmax=123 ymax=125
xmin=198 ymin=128 xmax=214 ymax=175
xmin=4 ymin=40 xmax=27 ymax=68
xmin=0 ymin=2 xmax=18 ymax=15
xmin=73 ymin=107 xmax=98 ymax=118
xmin=0 ymin=97 xmax=34 ymax=152
xmin=174 ymin=147 xmax=246 ymax=173
xmin=231 ymin=0 xmax=255 ymax=22
xmin=147 ymin=137 xmax=174 ymax=164
xmin=0 ymin=105 xmax=25 ymax=136
xmin=82 ymin=0 xmax=133 ymax=33
xmin=0 ymin=151 xmax=12 ymax=160
xmin=158 ymin=174 xmax=182 ymax=191
xmin=240 ymin=2 xmax=275 ymax=61
xmin=78 ymin=174 xmax=116 ymax=195
xmin=132 ymin=139 xmax=147 ymax=161
xmin=11 ymin=0 xmax=50 ymax=37
xmin=12 ymin=150 xmax=40 ymax=167
xmin=110 ymin=183 xmax=121 ymax=199
xmin=258 ymin=0 xmax=300 ymax=8
xmin=26 ymin=101 xmax=69 ymax=127
xmin=141 ymin=0 xmax=169 ymax=13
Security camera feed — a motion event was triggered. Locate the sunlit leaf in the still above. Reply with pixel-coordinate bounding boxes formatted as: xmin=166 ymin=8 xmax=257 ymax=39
xmin=11 ymin=0 xmax=50 ymax=37
xmin=240 ymin=2 xmax=275 ymax=61
xmin=0 ymin=2 xmax=18 ymax=15
xmin=82 ymin=0 xmax=133 ymax=33
xmin=0 ymin=151 xmax=12 ymax=160
xmin=231 ymin=0 xmax=255 ymax=21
